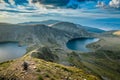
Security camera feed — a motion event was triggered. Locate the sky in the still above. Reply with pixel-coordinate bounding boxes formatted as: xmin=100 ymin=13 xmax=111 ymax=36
xmin=0 ymin=0 xmax=120 ymax=30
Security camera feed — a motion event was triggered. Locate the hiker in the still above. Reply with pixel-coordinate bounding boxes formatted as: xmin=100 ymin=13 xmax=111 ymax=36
xmin=22 ymin=61 xmax=29 ymax=71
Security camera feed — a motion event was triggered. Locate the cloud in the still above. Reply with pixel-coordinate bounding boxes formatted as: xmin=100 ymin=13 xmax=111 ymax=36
xmin=0 ymin=0 xmax=120 ymax=24
xmin=67 ymin=0 xmax=80 ymax=8
xmin=9 ymin=0 xmax=15 ymax=5
xmin=96 ymin=1 xmax=106 ymax=8
xmin=109 ymin=0 xmax=120 ymax=8
xmin=32 ymin=0 xmax=69 ymax=6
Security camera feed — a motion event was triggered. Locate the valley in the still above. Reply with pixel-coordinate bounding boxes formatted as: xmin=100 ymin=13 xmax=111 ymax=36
xmin=0 ymin=20 xmax=120 ymax=80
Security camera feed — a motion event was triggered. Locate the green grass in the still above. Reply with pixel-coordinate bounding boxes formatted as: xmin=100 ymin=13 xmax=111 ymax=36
xmin=38 ymin=75 xmax=43 ymax=80
xmin=0 ymin=61 xmax=13 ymax=71
xmin=80 ymin=50 xmax=120 ymax=80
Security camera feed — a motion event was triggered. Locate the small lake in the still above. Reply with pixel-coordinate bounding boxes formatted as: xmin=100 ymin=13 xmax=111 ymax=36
xmin=67 ymin=38 xmax=99 ymax=52
xmin=0 ymin=42 xmax=27 ymax=63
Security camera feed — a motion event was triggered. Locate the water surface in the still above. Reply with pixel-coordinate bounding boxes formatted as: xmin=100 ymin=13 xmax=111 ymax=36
xmin=0 ymin=42 xmax=27 ymax=63
xmin=67 ymin=38 xmax=99 ymax=52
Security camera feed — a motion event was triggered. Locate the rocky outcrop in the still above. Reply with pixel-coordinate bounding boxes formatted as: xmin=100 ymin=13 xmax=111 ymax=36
xmin=31 ymin=46 xmax=58 ymax=62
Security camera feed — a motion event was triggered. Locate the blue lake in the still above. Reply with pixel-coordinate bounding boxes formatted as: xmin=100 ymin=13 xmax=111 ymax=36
xmin=67 ymin=38 xmax=99 ymax=52
xmin=0 ymin=42 xmax=27 ymax=63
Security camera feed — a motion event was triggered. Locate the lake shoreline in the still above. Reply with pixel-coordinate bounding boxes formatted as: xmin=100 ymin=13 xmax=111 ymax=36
xmin=66 ymin=38 xmax=99 ymax=52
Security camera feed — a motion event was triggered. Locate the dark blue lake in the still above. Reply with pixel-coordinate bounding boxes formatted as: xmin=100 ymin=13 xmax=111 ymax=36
xmin=0 ymin=42 xmax=27 ymax=63
xmin=67 ymin=38 xmax=99 ymax=52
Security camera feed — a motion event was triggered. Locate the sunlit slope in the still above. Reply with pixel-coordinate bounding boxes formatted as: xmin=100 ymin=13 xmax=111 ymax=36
xmin=82 ymin=34 xmax=120 ymax=80
xmin=113 ymin=30 xmax=120 ymax=36
xmin=0 ymin=50 xmax=100 ymax=80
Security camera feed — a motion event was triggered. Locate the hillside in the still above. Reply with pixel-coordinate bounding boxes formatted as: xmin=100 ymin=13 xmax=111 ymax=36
xmin=51 ymin=22 xmax=88 ymax=35
xmin=0 ymin=48 xmax=99 ymax=80
xmin=80 ymin=31 xmax=120 ymax=80
xmin=0 ymin=22 xmax=101 ymax=80
xmin=0 ymin=22 xmax=93 ymax=66
xmin=21 ymin=20 xmax=104 ymax=34
xmin=51 ymin=21 xmax=104 ymax=34
xmin=77 ymin=25 xmax=105 ymax=33
xmin=2 ymin=21 xmax=120 ymax=80
xmin=20 ymin=20 xmax=60 ymax=26
xmin=0 ymin=23 xmax=91 ymax=49
xmin=113 ymin=30 xmax=120 ymax=36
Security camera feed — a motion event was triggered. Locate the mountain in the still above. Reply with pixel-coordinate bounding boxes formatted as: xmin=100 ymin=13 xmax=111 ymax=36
xmin=51 ymin=21 xmax=105 ymax=33
xmin=0 ymin=22 xmax=91 ymax=49
xmin=0 ymin=50 xmax=99 ymax=80
xmin=0 ymin=22 xmax=92 ymax=68
xmin=0 ymin=21 xmax=120 ymax=80
xmin=51 ymin=22 xmax=88 ymax=35
xmin=78 ymin=25 xmax=105 ymax=33
xmin=20 ymin=20 xmax=105 ymax=33
xmin=0 ymin=22 xmax=100 ymax=80
xmin=20 ymin=20 xmax=60 ymax=26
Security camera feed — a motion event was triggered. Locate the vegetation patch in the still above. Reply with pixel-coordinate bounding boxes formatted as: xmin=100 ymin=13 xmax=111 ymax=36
xmin=113 ymin=31 xmax=120 ymax=36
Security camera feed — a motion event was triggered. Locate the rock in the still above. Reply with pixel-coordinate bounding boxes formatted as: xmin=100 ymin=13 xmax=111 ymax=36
xmin=33 ymin=66 xmax=37 ymax=69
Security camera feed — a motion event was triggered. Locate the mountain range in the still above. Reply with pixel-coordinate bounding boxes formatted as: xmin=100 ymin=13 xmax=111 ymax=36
xmin=0 ymin=20 xmax=120 ymax=80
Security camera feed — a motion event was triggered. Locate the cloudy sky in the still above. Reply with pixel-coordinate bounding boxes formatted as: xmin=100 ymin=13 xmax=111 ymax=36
xmin=0 ymin=0 xmax=120 ymax=30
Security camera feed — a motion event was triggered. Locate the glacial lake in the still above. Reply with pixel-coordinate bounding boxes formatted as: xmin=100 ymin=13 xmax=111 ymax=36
xmin=0 ymin=42 xmax=27 ymax=63
xmin=67 ymin=38 xmax=99 ymax=52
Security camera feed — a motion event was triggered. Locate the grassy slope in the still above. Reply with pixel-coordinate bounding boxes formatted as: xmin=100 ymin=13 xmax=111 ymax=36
xmin=0 ymin=50 xmax=99 ymax=80
xmin=113 ymin=30 xmax=120 ymax=36
xmin=79 ymin=33 xmax=120 ymax=80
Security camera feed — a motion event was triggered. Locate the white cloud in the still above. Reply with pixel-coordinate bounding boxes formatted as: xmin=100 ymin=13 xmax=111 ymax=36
xmin=0 ymin=0 xmax=8 ymax=6
xmin=109 ymin=0 xmax=120 ymax=8
xmin=96 ymin=1 xmax=106 ymax=8
xmin=9 ymin=0 xmax=15 ymax=5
